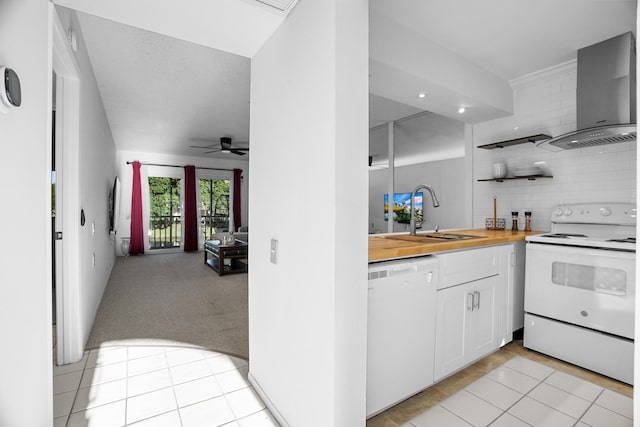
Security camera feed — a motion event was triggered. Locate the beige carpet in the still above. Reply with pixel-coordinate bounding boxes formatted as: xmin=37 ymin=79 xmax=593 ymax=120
xmin=86 ymin=251 xmax=249 ymax=359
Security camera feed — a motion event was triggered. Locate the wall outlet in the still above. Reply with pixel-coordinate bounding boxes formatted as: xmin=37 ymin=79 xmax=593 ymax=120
xmin=270 ymin=239 xmax=278 ymax=264
xmin=92 ymin=253 xmax=96 ymax=267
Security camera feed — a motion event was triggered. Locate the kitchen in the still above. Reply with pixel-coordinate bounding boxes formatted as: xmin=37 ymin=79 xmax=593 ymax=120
xmin=366 ymin=7 xmax=636 ymax=426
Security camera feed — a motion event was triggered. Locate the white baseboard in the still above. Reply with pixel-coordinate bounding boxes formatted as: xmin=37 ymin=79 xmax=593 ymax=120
xmin=248 ymin=370 xmax=290 ymax=427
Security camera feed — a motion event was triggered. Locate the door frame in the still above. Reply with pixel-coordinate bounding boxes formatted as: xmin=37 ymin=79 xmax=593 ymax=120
xmin=52 ymin=9 xmax=83 ymax=365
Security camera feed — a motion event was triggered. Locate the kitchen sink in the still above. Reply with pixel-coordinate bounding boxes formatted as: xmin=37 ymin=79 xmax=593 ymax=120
xmin=381 ymin=233 xmax=483 ymax=243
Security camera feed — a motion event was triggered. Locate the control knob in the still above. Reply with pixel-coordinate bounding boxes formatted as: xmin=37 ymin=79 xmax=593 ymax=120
xmin=554 ymin=207 xmax=563 ymax=216
xmin=563 ymin=207 xmax=573 ymax=216
xmin=600 ymin=207 xmax=611 ymax=217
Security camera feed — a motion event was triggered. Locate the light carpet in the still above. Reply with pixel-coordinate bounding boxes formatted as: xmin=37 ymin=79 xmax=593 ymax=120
xmin=86 ymin=251 xmax=249 ymax=359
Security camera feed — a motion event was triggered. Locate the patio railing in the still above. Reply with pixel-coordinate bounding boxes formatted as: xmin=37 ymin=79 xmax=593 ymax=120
xmin=149 ymin=214 xmax=181 ymax=249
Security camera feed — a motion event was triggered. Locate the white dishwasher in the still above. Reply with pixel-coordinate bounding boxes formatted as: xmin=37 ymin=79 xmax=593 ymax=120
xmin=366 ymin=256 xmax=438 ymax=417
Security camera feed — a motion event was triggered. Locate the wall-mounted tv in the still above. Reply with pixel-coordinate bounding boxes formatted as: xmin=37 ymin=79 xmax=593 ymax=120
xmin=109 ymin=176 xmax=121 ymax=233
xmin=384 ymin=192 xmax=423 ymax=223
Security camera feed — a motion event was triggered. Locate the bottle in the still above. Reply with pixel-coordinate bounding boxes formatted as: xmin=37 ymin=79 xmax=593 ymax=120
xmin=524 ymin=211 xmax=532 ymax=231
xmin=511 ymin=211 xmax=519 ymax=231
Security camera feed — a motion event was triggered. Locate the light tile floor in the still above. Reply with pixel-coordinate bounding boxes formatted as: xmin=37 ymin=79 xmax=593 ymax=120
xmin=53 ymin=345 xmax=279 ymax=427
xmin=403 ymin=356 xmax=633 ymax=427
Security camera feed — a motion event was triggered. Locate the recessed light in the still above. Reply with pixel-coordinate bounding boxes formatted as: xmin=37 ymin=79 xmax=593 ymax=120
xmin=514 ymin=126 xmax=519 ymax=131
xmin=458 ymin=107 xmax=465 ymax=114
xmin=417 ymin=92 xmax=427 ymax=99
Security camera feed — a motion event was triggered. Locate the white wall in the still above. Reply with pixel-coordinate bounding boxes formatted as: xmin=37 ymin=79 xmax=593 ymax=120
xmin=56 ymin=6 xmax=119 ymax=350
xmin=248 ymin=0 xmax=368 ymax=425
xmin=472 ymin=62 xmax=636 ymax=231
xmin=0 ymin=0 xmax=53 ymax=424
xmin=369 ymin=157 xmax=467 ymax=233
xmin=115 ymin=150 xmax=249 ymax=254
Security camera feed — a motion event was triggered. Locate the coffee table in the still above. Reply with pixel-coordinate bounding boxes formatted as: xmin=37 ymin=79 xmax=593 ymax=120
xmin=204 ymin=239 xmax=248 ymax=276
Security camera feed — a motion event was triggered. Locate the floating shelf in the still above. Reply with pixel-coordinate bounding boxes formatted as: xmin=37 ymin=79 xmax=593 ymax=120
xmin=477 ymin=175 xmax=553 ymax=182
xmin=477 ymin=134 xmax=552 ymax=150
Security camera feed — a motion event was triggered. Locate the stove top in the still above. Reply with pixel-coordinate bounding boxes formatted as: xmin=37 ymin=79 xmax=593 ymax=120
xmin=527 ymin=203 xmax=636 ymax=252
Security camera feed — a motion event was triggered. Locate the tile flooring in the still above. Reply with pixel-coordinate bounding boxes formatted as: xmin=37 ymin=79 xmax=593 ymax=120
xmin=368 ymin=341 xmax=633 ymax=427
xmin=53 ymin=345 xmax=279 ymax=427
xmin=55 ymin=341 xmax=632 ymax=426
xmin=403 ymin=355 xmax=633 ymax=426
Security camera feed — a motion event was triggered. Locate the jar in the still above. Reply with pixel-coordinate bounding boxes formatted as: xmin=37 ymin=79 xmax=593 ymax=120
xmin=524 ymin=211 xmax=532 ymax=231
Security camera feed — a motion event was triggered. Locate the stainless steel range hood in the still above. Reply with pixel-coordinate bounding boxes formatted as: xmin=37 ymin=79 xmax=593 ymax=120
xmin=539 ymin=32 xmax=636 ymax=150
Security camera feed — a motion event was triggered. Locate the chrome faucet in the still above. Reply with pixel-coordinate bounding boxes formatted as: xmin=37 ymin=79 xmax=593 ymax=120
xmin=409 ymin=184 xmax=440 ymax=236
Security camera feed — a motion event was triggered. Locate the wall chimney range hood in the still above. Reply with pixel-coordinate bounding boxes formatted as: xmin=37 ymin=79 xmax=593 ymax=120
xmin=539 ymin=32 xmax=636 ymax=150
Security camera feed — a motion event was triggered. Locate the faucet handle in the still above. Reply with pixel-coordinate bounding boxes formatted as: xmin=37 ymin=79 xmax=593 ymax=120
xmin=434 ymin=225 xmax=439 ymax=233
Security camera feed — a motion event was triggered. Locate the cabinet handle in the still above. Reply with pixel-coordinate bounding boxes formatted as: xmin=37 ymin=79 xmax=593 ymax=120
xmin=473 ymin=291 xmax=480 ymax=309
xmin=466 ymin=293 xmax=474 ymax=311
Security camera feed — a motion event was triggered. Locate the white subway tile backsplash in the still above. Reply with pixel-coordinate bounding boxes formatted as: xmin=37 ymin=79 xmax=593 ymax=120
xmin=473 ymin=62 xmax=636 ymax=231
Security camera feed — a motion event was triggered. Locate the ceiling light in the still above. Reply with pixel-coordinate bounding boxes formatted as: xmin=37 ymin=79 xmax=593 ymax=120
xmin=514 ymin=126 xmax=519 ymax=131
xmin=417 ymin=92 xmax=427 ymax=99
xmin=458 ymin=107 xmax=465 ymax=114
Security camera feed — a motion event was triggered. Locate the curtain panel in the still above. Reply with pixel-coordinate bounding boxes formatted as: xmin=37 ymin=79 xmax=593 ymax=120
xmin=183 ymin=165 xmax=198 ymax=251
xmin=129 ymin=161 xmax=145 ymax=255
xmin=233 ymin=169 xmax=242 ymax=231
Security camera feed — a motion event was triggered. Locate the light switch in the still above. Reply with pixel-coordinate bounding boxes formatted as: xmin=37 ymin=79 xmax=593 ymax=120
xmin=270 ymin=239 xmax=278 ymax=264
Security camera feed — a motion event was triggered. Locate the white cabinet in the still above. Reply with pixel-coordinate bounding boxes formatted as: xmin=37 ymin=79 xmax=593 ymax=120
xmin=434 ymin=275 xmax=499 ymax=380
xmin=366 ymin=242 xmax=524 ymax=412
xmin=366 ymin=257 xmax=438 ymax=417
xmin=434 ymin=245 xmax=514 ymax=381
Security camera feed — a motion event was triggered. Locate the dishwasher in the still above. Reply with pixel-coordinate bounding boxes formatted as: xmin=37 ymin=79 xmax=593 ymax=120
xmin=366 ymin=256 xmax=439 ymax=417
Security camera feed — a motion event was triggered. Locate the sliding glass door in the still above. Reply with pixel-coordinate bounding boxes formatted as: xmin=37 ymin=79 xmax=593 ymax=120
xmin=148 ymin=177 xmax=182 ymax=249
xmin=200 ymin=178 xmax=230 ymax=242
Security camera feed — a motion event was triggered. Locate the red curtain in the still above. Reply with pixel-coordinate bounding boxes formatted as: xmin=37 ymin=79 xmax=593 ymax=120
xmin=129 ymin=161 xmax=145 ymax=255
xmin=233 ymin=169 xmax=242 ymax=230
xmin=183 ymin=165 xmax=198 ymax=251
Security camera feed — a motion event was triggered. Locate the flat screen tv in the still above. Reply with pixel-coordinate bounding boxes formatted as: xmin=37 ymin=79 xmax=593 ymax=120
xmin=384 ymin=192 xmax=423 ymax=223
xmin=109 ymin=176 xmax=121 ymax=233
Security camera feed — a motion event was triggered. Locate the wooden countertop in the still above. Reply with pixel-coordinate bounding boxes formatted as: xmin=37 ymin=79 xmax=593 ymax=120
xmin=369 ymin=228 xmax=546 ymax=262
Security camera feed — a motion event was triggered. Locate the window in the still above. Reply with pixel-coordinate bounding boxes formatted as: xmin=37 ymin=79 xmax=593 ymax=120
xmin=148 ymin=177 xmax=182 ymax=249
xmin=200 ymin=178 xmax=230 ymax=241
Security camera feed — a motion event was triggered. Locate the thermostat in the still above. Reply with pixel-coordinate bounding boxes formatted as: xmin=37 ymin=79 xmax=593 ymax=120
xmin=0 ymin=67 xmax=21 ymax=114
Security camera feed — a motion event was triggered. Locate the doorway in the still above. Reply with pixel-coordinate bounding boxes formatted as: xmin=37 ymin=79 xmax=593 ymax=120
xmin=52 ymin=9 xmax=83 ymax=365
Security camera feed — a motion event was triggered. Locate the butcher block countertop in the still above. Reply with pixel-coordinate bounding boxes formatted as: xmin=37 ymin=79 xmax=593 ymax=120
xmin=369 ymin=228 xmax=546 ymax=262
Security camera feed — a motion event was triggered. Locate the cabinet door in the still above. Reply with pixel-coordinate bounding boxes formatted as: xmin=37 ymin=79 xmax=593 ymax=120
xmin=469 ymin=275 xmax=499 ymax=359
xmin=434 ymin=283 xmax=471 ymax=381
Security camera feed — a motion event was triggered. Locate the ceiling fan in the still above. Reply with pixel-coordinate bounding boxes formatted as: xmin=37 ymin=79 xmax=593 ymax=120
xmin=189 ymin=137 xmax=249 ymax=156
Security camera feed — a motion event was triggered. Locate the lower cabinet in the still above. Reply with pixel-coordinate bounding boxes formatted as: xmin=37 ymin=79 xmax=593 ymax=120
xmin=366 ymin=243 xmax=522 ymax=416
xmin=434 ymin=275 xmax=499 ymax=380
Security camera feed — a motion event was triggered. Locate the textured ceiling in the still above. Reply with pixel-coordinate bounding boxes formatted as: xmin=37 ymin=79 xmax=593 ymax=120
xmin=78 ymin=12 xmax=251 ymax=159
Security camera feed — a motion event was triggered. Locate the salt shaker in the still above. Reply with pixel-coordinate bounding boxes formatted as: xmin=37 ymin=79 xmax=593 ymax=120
xmin=524 ymin=211 xmax=532 ymax=231
xmin=511 ymin=211 xmax=519 ymax=231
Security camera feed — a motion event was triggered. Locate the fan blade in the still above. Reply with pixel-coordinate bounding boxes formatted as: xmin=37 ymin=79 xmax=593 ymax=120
xmin=230 ymin=149 xmax=247 ymax=156
xmin=202 ymin=149 xmax=221 ymax=154
xmin=189 ymin=145 xmax=217 ymax=149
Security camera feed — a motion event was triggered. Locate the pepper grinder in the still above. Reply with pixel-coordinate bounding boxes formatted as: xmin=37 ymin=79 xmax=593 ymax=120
xmin=511 ymin=211 xmax=519 ymax=231
xmin=524 ymin=211 xmax=532 ymax=232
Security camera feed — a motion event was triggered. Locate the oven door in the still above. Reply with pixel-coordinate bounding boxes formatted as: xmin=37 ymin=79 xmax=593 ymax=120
xmin=525 ymin=242 xmax=635 ymax=339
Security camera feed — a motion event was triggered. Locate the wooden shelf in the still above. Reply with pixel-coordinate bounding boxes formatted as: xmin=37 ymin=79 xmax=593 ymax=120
xmin=477 ymin=134 xmax=551 ymax=150
xmin=477 ymin=175 xmax=553 ymax=182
